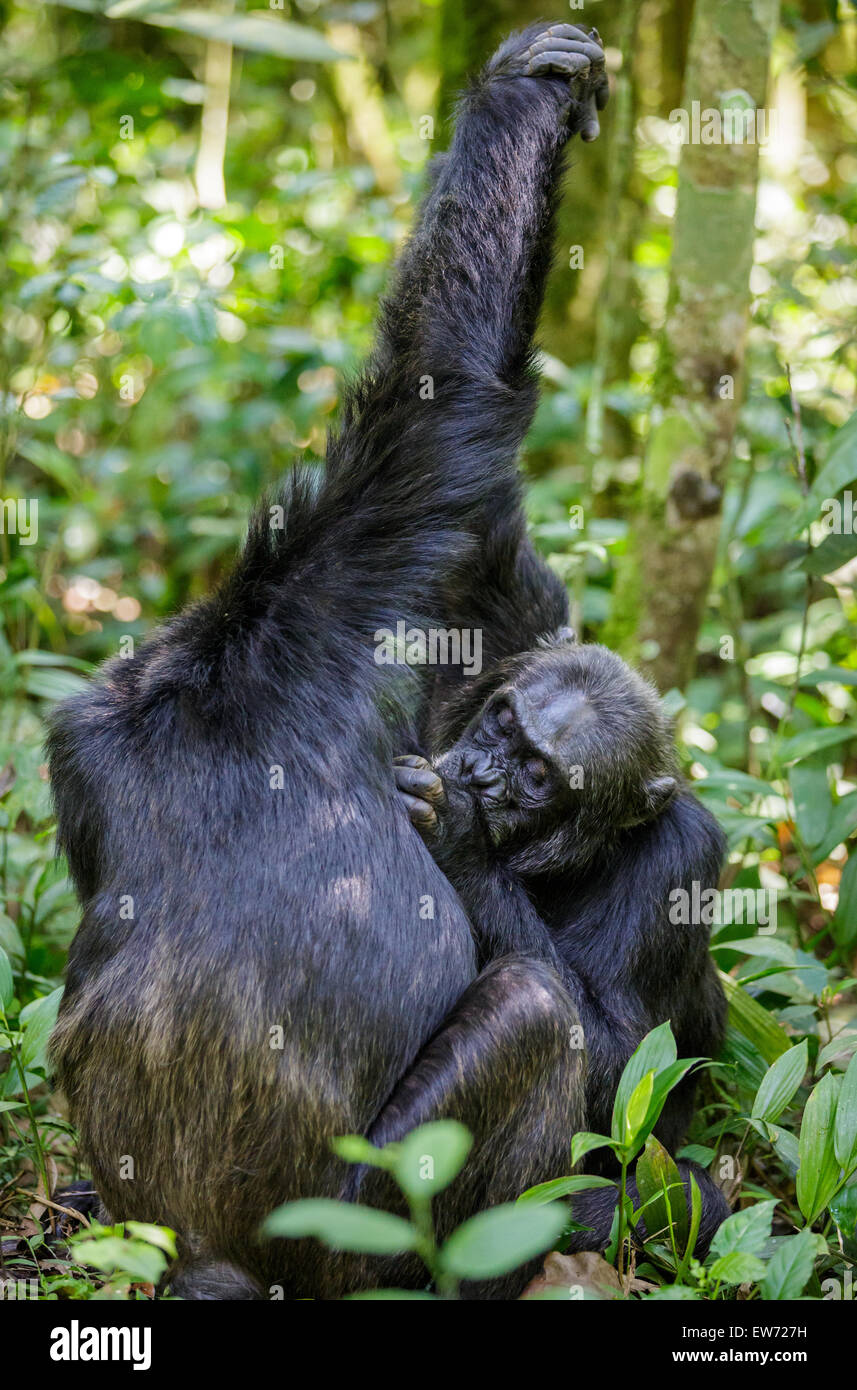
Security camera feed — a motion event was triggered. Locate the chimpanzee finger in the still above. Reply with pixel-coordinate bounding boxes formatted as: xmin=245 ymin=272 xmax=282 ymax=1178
xmin=394 ymin=761 xmax=445 ymax=804
xmin=579 ymin=93 xmax=601 ymax=143
xmin=524 ymin=34 xmax=604 ymax=68
xmin=397 ymin=791 xmax=438 ymax=833
xmin=393 ymin=753 xmax=430 ymax=768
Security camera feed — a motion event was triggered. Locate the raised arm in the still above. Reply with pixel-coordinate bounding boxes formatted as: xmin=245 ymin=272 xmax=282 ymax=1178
xmin=235 ymin=27 xmax=609 ymax=639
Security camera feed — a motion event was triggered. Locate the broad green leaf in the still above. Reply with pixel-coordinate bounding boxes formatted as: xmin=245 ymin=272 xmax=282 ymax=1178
xmin=791 ymin=759 xmax=831 ymax=849
xmin=801 ymin=408 xmax=857 ymax=520
xmin=759 ymin=1229 xmax=818 ymax=1300
xmin=635 ymin=1135 xmax=689 ymax=1249
xmin=125 ymin=1222 xmax=178 ymax=1258
xmin=610 ymin=1022 xmax=677 ymax=1143
xmin=833 ymin=1051 xmax=857 ymax=1176
xmin=72 ymin=1235 xmax=168 ymax=1285
xmin=750 ymin=1119 xmax=800 ymax=1175
xmin=571 ymin=1131 xmax=613 ymax=1166
xmin=0 ymin=946 xmax=13 ymax=1013
xmin=709 ymin=1250 xmax=767 ymax=1285
xmin=719 ymin=972 xmax=791 ymax=1062
xmin=710 ymin=1199 xmax=778 ymax=1259
xmin=751 ymin=1040 xmax=808 ymax=1124
xmin=392 ymin=1121 xmax=472 ymax=1199
xmin=713 ymin=936 xmax=796 ymax=964
xmin=19 ymin=987 xmax=63 ymax=1071
xmin=517 ymin=1175 xmax=616 ymax=1205
xmin=797 ymin=1071 xmax=842 ymax=1223
xmin=330 ymin=1134 xmax=392 ymax=1170
xmin=440 ymin=1202 xmax=567 ymax=1280
xmin=798 ymin=667 xmax=857 ymax=689
xmin=802 ymin=528 xmax=857 ymax=576
xmin=778 ymin=726 xmax=856 ymax=765
xmin=634 ymin=1060 xmax=705 ymax=1158
xmin=623 ymin=1070 xmax=655 ymax=1148
xmin=677 ymin=1144 xmax=715 ymax=1166
xmin=263 ymin=1199 xmax=417 ymax=1255
xmin=41 ymin=0 xmax=348 ymax=60
xmin=810 ymin=792 xmax=857 ymax=865
xmin=833 ymin=853 xmax=857 ymax=951
xmin=829 ymin=1180 xmax=857 ymax=1239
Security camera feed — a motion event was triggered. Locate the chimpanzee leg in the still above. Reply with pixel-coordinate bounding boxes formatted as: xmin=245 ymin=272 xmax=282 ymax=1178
xmin=346 ymin=955 xmax=586 ymax=1300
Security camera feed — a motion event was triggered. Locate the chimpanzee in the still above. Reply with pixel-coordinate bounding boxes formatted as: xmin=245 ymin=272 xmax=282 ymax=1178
xmin=48 ymin=23 xmax=724 ymax=1300
xmin=395 ymin=642 xmax=727 ymax=1177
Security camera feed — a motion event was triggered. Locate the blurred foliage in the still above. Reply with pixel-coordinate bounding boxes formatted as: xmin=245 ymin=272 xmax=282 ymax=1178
xmin=1 ymin=0 xmax=856 ymax=1301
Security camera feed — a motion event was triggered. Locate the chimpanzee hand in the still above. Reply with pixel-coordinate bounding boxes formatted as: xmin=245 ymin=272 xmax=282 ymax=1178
xmin=487 ymin=23 xmax=610 ymax=142
xmin=393 ymin=755 xmax=447 ymax=844
xmin=393 ymin=753 xmax=485 ymax=860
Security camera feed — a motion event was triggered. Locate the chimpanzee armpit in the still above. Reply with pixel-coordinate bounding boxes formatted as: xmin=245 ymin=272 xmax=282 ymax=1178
xmin=48 ymin=23 xmax=724 ymax=1300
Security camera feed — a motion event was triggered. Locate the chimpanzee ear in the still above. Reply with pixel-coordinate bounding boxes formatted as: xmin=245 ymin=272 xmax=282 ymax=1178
xmin=642 ymin=776 xmax=678 ymax=820
xmin=623 ymin=776 xmax=678 ymax=828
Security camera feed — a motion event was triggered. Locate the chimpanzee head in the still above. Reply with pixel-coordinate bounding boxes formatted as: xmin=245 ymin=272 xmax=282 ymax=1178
xmin=433 ymin=638 xmax=678 ymax=875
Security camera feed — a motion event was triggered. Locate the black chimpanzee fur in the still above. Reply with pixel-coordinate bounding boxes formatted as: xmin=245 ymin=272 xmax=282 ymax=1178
xmin=48 ymin=24 xmax=726 ymax=1300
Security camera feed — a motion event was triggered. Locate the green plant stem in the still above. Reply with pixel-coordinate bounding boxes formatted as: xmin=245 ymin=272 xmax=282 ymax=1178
xmin=0 ymin=1012 xmax=52 ymax=1221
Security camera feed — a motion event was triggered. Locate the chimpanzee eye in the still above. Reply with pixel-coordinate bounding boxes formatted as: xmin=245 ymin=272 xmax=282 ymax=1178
xmin=495 ymin=702 xmax=516 ymax=735
xmin=525 ymin=757 xmax=548 ymax=787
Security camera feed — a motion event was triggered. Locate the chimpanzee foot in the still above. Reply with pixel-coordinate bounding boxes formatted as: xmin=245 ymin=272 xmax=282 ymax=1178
xmin=489 ymin=23 xmax=610 ymax=141
xmin=393 ymin=755 xmax=445 ymax=839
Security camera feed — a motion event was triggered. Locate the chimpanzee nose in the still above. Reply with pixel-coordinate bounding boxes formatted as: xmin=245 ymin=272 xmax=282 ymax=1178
xmin=461 ymin=750 xmax=504 ymax=794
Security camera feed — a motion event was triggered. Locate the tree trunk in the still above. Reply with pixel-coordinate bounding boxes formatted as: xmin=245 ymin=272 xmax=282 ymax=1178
xmin=605 ymin=0 xmax=780 ymax=691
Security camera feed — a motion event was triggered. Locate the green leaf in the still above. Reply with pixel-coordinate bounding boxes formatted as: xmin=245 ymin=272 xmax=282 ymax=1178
xmin=759 ymin=1229 xmax=818 ymax=1300
xmin=440 ymin=1202 xmax=567 ymax=1281
xmin=833 ymin=1051 xmax=857 ymax=1176
xmin=610 ymin=1022 xmax=676 ymax=1144
xmin=570 ymin=1131 xmax=613 ymax=1166
xmin=623 ymin=1070 xmax=655 ymax=1148
xmin=810 ymin=792 xmax=857 ymax=865
xmin=801 ymin=408 xmax=857 ymax=521
xmin=263 ymin=1199 xmax=417 ymax=1255
xmin=330 ymin=1134 xmax=391 ymax=1170
xmin=709 ymin=1250 xmax=767 ymax=1286
xmin=392 ymin=1121 xmax=472 ymax=1199
xmin=751 ymin=1040 xmax=808 ymax=1124
xmin=0 ymin=946 xmax=13 ymax=1013
xmin=517 ymin=1175 xmax=616 ymax=1205
xmin=833 ymin=853 xmax=857 ymax=951
xmin=719 ymin=972 xmax=791 ymax=1062
xmin=71 ymin=1234 xmax=168 ymax=1285
xmin=710 ymin=1199 xmax=778 ymax=1259
xmin=797 ymin=1071 xmax=843 ymax=1224
xmin=128 ymin=7 xmax=348 ymax=60
xmin=125 ymin=1222 xmax=178 ymax=1259
xmin=635 ymin=1135 xmax=689 ymax=1250
xmin=41 ymin=0 xmax=348 ymax=60
xmin=713 ymin=936 xmax=795 ymax=964
xmin=778 ymin=726 xmax=856 ymax=765
xmin=791 ymin=758 xmax=831 ymax=848
xmin=802 ymin=528 xmax=857 ymax=576
xmin=19 ymin=987 xmax=63 ymax=1072
xmin=829 ymin=1180 xmax=857 ymax=1239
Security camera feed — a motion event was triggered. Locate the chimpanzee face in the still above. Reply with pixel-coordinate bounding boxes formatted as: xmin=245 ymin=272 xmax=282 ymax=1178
xmin=434 ymin=642 xmax=677 ymax=867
